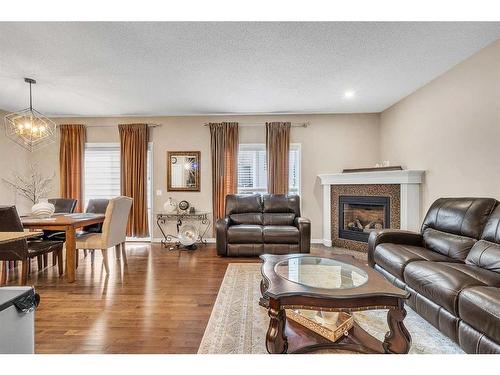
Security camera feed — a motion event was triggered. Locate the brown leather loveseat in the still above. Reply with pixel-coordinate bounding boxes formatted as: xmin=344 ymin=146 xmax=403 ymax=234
xmin=216 ymin=194 xmax=311 ymax=257
xmin=368 ymin=197 xmax=500 ymax=354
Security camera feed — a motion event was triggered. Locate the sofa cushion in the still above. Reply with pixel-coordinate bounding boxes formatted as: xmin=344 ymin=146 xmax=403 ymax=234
xmin=225 ymin=194 xmax=262 ymax=215
xmin=404 ymin=261 xmax=485 ymax=314
xmin=439 ymin=262 xmax=500 ymax=286
xmin=373 ymin=243 xmax=457 ymax=280
xmin=458 ymin=286 xmax=500 ymax=343
xmin=421 ymin=198 xmax=497 ymax=260
xmin=263 ymin=194 xmax=300 ymax=215
xmin=421 ymin=197 xmax=497 ymax=239
xmin=262 ymin=213 xmax=296 ymax=226
xmin=479 ymin=203 xmax=500 ymax=243
xmin=263 ymin=225 xmax=299 ymax=244
xmin=227 ymin=225 xmax=263 ymax=244
xmin=422 ymin=228 xmax=477 ymax=261
xmin=229 ymin=213 xmax=263 ymax=225
xmin=465 ymin=240 xmax=500 ymax=274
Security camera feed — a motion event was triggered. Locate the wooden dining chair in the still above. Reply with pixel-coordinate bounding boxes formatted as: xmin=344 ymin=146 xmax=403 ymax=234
xmin=75 ymin=196 xmax=132 ymax=274
xmin=0 ymin=205 xmax=64 ymax=285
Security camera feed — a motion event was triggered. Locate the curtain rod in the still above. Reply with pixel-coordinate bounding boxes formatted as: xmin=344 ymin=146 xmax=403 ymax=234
xmin=65 ymin=123 xmax=161 ymax=128
xmin=203 ymin=122 xmax=309 ymax=128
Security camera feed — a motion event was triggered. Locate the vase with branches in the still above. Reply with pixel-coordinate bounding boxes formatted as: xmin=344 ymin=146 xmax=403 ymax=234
xmin=2 ymin=163 xmax=55 ymax=204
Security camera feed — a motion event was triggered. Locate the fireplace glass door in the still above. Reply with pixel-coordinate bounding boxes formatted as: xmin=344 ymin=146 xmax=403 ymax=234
xmin=338 ymin=196 xmax=390 ymax=242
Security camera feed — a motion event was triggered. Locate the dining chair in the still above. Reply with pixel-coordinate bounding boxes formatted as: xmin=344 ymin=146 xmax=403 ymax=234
xmin=48 ymin=198 xmax=78 ymax=214
xmin=75 ymin=198 xmax=109 ymax=267
xmin=0 ymin=205 xmax=64 ymax=285
xmin=75 ymin=196 xmax=133 ymax=274
xmin=44 ymin=198 xmax=78 ymax=267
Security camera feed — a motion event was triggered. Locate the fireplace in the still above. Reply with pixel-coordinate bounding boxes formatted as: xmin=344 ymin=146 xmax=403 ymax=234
xmin=320 ymin=170 xmax=423 ymax=251
xmin=338 ymin=196 xmax=390 ymax=243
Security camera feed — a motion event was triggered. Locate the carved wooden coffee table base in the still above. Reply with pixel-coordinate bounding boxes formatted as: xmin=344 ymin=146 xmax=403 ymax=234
xmin=259 ymin=254 xmax=412 ymax=354
xmin=261 ymin=297 xmax=411 ymax=354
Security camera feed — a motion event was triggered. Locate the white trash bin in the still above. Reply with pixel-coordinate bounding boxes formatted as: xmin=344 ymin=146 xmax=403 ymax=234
xmin=0 ymin=286 xmax=39 ymax=354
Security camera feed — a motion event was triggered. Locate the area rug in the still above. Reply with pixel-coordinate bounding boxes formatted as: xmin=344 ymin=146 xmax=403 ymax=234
xmin=198 ymin=263 xmax=463 ymax=354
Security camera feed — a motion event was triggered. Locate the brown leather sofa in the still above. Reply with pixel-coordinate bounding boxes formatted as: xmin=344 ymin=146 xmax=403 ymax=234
xmin=368 ymin=197 xmax=500 ymax=353
xmin=216 ymin=194 xmax=311 ymax=256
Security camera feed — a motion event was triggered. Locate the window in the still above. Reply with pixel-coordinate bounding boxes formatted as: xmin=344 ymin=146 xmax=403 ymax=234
xmin=84 ymin=143 xmax=153 ymax=238
xmin=237 ymin=143 xmax=301 ymax=195
xmin=84 ymin=144 xmax=121 ymax=209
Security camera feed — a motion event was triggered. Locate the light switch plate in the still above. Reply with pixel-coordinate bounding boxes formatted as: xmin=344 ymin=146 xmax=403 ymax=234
xmin=156 ymin=189 xmax=163 ymax=196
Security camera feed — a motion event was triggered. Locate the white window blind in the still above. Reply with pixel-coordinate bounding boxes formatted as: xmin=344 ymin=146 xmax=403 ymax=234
xmin=237 ymin=143 xmax=301 ymax=195
xmin=84 ymin=144 xmax=121 ymax=210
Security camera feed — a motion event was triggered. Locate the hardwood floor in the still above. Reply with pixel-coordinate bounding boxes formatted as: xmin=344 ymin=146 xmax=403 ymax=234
xmin=4 ymin=243 xmax=360 ymax=353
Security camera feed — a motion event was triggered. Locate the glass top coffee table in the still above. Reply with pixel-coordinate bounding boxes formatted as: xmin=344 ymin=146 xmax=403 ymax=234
xmin=259 ymin=253 xmax=411 ymax=354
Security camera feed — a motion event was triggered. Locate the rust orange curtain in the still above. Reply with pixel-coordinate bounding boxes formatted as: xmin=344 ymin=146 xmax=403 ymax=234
xmin=119 ymin=124 xmax=149 ymax=237
xmin=209 ymin=122 xmax=239 ymax=227
xmin=266 ymin=122 xmax=291 ymax=194
xmin=59 ymin=124 xmax=86 ymax=212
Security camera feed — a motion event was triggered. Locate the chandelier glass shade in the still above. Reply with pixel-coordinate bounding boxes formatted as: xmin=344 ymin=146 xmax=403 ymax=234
xmin=4 ymin=78 xmax=57 ymax=152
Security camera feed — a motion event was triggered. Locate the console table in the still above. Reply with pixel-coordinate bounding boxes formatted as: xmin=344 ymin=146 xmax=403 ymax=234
xmin=156 ymin=211 xmax=211 ymax=250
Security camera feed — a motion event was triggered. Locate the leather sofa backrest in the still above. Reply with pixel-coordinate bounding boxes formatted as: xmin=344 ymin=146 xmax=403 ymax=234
xmin=226 ymin=194 xmax=263 ymax=225
xmin=466 ymin=203 xmax=500 ymax=273
xmin=421 ymin=198 xmax=497 ymax=261
xmin=262 ymin=194 xmax=300 ymax=226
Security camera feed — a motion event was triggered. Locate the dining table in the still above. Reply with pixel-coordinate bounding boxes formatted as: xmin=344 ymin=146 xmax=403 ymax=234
xmin=0 ymin=231 xmax=45 ymax=285
xmin=0 ymin=230 xmax=44 ymax=245
xmin=21 ymin=213 xmax=105 ymax=283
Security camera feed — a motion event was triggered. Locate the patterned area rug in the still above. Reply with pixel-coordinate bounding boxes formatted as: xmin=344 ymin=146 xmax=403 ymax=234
xmin=198 ymin=263 xmax=464 ymax=354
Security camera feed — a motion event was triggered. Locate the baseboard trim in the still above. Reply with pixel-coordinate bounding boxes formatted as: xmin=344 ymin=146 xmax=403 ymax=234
xmin=152 ymin=237 xmax=216 ymax=243
xmin=153 ymin=237 xmax=328 ymax=246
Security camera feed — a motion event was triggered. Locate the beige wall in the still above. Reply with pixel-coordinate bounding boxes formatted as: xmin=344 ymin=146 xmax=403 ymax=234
xmin=380 ymin=39 xmax=500 ymax=214
xmin=37 ymin=114 xmax=380 ymax=240
xmin=0 ymin=109 xmax=32 ymax=214
xmin=3 ymin=38 xmax=498 ymax=239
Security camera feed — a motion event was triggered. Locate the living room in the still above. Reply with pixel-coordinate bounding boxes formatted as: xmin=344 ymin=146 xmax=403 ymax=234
xmin=1 ymin=1 xmax=499 ymax=373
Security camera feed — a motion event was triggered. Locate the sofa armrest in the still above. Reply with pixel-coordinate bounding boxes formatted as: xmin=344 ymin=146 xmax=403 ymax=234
xmin=216 ymin=217 xmax=231 ymax=256
xmin=294 ymin=217 xmax=311 ymax=253
xmin=367 ymin=229 xmax=423 ymax=267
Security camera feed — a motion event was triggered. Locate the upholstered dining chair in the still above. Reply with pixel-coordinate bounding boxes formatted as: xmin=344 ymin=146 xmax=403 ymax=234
xmin=75 ymin=198 xmax=110 ymax=267
xmin=0 ymin=205 xmax=64 ymax=285
xmin=75 ymin=196 xmax=133 ymax=274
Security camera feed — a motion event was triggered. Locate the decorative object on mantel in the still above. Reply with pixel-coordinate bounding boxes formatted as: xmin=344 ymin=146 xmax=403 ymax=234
xmin=4 ymin=78 xmax=57 ymax=152
xmin=163 ymin=197 xmax=178 ymax=214
xmin=342 ymin=166 xmax=403 ymax=173
xmin=2 ymin=163 xmax=55 ymax=209
xmin=167 ymin=151 xmax=201 ymax=192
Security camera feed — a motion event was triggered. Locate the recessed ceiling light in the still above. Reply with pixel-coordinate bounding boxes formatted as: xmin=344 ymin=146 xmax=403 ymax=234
xmin=344 ymin=90 xmax=356 ymax=99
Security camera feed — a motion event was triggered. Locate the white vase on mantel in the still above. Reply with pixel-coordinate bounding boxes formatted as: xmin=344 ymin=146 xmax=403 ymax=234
xmin=163 ymin=197 xmax=178 ymax=214
xmin=31 ymin=198 xmax=55 ymax=218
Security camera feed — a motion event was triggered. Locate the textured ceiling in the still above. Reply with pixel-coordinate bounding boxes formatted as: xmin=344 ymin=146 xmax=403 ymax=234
xmin=0 ymin=22 xmax=499 ymax=116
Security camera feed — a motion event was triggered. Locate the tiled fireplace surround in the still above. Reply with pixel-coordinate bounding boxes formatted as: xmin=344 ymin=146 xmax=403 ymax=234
xmin=319 ymin=170 xmax=425 ymax=252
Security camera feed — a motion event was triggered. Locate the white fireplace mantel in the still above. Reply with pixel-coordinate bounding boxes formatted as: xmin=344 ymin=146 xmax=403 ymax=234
xmin=318 ymin=170 xmax=425 ymax=247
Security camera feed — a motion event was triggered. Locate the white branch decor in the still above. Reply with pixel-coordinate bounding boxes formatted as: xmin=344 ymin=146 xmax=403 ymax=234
xmin=2 ymin=163 xmax=55 ymax=204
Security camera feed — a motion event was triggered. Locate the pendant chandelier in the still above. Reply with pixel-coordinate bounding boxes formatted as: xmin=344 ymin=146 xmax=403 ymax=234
xmin=4 ymin=78 xmax=57 ymax=152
